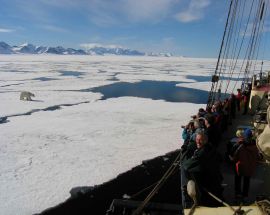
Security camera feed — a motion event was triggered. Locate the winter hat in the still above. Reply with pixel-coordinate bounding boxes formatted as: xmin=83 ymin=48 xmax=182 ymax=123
xmin=244 ymin=128 xmax=252 ymax=139
xmin=236 ymin=129 xmax=244 ymax=138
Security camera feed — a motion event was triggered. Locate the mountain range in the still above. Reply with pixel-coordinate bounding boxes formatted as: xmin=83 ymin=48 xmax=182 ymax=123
xmin=0 ymin=42 xmax=173 ymax=57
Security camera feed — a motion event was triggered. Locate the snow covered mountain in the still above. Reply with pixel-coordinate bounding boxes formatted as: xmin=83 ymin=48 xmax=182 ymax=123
xmin=12 ymin=43 xmax=36 ymax=54
xmin=0 ymin=42 xmax=14 ymax=54
xmin=85 ymin=44 xmax=144 ymax=56
xmin=147 ymin=52 xmax=173 ymax=57
xmin=8 ymin=43 xmax=88 ymax=55
xmin=0 ymin=42 xmax=173 ymax=56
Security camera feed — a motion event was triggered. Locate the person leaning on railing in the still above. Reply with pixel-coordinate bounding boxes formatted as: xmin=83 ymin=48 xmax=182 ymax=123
xmin=182 ymin=131 xmax=223 ymax=206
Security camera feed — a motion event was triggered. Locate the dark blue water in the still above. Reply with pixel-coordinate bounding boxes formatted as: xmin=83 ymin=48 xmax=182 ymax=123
xmin=98 ymin=70 xmax=107 ymax=73
xmin=107 ymin=76 xmax=120 ymax=81
xmin=89 ymin=80 xmax=212 ymax=104
xmin=186 ymin=75 xmax=239 ymax=82
xmin=33 ymin=77 xmax=57 ymax=81
xmin=186 ymin=75 xmax=211 ymax=82
xmin=59 ymin=71 xmax=84 ymax=77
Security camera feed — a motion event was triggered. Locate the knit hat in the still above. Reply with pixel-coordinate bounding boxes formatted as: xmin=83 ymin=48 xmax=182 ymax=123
xmin=244 ymin=128 xmax=252 ymax=139
xmin=236 ymin=129 xmax=244 ymax=138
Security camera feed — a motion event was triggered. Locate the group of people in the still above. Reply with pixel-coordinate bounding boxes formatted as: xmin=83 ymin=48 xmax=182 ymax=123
xmin=180 ymin=87 xmax=259 ymax=206
xmin=180 ymin=104 xmax=224 ymax=206
xmin=236 ymin=88 xmax=251 ymax=115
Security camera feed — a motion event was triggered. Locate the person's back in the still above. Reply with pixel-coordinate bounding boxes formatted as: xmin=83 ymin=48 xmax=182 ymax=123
xmin=236 ymin=89 xmax=242 ymax=111
xmin=234 ymin=139 xmax=258 ymax=177
xmin=231 ymin=129 xmax=258 ymax=198
xmin=242 ymin=91 xmax=249 ymax=115
xmin=229 ymin=94 xmax=236 ymax=119
xmin=204 ymin=114 xmax=220 ymax=147
xmin=182 ymin=121 xmax=195 ymax=145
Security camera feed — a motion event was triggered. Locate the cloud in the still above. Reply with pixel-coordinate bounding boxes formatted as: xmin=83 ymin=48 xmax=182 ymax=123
xmin=240 ymin=21 xmax=270 ymax=37
xmin=162 ymin=37 xmax=174 ymax=43
xmin=83 ymin=0 xmax=180 ymax=26
xmin=263 ymin=23 xmax=270 ymax=33
xmin=80 ymin=43 xmax=123 ymax=49
xmin=41 ymin=25 xmax=69 ymax=33
xmin=153 ymin=37 xmax=177 ymax=53
xmin=8 ymin=0 xmax=181 ymax=27
xmin=9 ymin=0 xmax=192 ymax=28
xmin=121 ymin=0 xmax=179 ymax=23
xmin=0 ymin=28 xmax=15 ymax=33
xmin=175 ymin=0 xmax=211 ymax=23
xmin=112 ymin=36 xmax=137 ymax=43
xmin=13 ymin=0 xmax=53 ymax=23
xmin=39 ymin=0 xmax=78 ymax=8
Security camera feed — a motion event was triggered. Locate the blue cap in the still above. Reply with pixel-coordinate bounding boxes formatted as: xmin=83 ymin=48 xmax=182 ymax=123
xmin=244 ymin=128 xmax=252 ymax=138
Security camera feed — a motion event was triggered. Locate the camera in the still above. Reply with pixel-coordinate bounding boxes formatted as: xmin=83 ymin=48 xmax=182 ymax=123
xmin=191 ymin=115 xmax=196 ymax=119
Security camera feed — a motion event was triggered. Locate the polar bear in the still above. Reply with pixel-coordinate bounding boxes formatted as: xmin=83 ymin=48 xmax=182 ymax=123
xmin=20 ymin=91 xmax=35 ymax=101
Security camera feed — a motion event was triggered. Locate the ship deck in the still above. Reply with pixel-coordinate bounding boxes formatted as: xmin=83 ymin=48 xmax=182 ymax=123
xmin=217 ymin=111 xmax=270 ymax=206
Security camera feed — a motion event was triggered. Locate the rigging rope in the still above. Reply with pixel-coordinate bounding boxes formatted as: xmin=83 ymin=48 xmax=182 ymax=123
xmin=231 ymin=0 xmax=263 ymax=93
xmin=131 ymin=150 xmax=182 ymax=215
xmin=216 ymin=0 xmax=240 ymax=100
xmin=250 ymin=0 xmax=268 ymax=79
xmin=207 ymin=0 xmax=268 ymax=105
xmin=207 ymin=0 xmax=234 ymax=108
xmin=242 ymin=0 xmax=265 ymax=87
xmin=225 ymin=0 xmax=256 ymax=94
xmin=220 ymin=0 xmax=246 ymax=97
xmin=228 ymin=0 xmax=263 ymax=93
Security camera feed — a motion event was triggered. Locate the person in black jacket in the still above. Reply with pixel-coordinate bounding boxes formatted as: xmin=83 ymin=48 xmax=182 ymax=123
xmin=204 ymin=114 xmax=220 ymax=147
xmin=182 ymin=131 xmax=223 ymax=206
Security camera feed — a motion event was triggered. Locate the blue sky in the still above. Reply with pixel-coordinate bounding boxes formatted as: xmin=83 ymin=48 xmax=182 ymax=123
xmin=0 ymin=0 xmax=266 ymax=57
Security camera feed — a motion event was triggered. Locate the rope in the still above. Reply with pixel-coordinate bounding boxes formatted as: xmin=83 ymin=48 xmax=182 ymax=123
xmin=258 ymin=0 xmax=269 ymax=74
xmin=131 ymin=150 xmax=182 ymax=215
xmin=208 ymin=0 xmax=269 ymax=106
xmin=224 ymin=0 xmax=255 ymax=95
xmin=214 ymin=0 xmax=239 ymax=101
xmin=129 ymin=182 xmax=157 ymax=199
xmin=203 ymin=188 xmax=236 ymax=213
xmin=233 ymin=0 xmax=261 ymax=93
xmin=242 ymin=0 xmax=264 ymax=86
xmin=187 ymin=202 xmax=197 ymax=215
xmin=218 ymin=0 xmax=242 ymax=99
xmin=230 ymin=0 xmax=266 ymax=93
xmin=203 ymin=187 xmax=254 ymax=215
xmin=207 ymin=0 xmax=234 ymax=108
xmin=256 ymin=199 xmax=270 ymax=215
xmin=250 ymin=0 xmax=268 ymax=79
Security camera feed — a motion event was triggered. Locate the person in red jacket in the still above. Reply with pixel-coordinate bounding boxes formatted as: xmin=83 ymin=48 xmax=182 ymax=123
xmin=242 ymin=90 xmax=250 ymax=115
xmin=236 ymin=89 xmax=242 ymax=112
xmin=230 ymin=129 xmax=258 ymax=198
